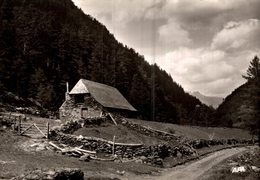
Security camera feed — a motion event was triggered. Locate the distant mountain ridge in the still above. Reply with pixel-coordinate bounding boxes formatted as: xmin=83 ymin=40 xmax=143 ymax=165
xmin=191 ymin=91 xmax=223 ymax=108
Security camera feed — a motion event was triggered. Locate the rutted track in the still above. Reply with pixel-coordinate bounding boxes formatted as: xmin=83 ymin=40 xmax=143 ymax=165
xmin=130 ymin=147 xmax=248 ymax=180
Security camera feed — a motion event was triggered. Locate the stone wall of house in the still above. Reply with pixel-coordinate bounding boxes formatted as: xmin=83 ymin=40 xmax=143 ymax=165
xmin=59 ymin=94 xmax=103 ymax=121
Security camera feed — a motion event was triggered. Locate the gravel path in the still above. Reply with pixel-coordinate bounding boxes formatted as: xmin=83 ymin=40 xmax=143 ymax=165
xmin=129 ymin=147 xmax=247 ymax=180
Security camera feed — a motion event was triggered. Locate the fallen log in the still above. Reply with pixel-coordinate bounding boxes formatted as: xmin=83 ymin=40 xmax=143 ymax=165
xmin=61 ymin=148 xmax=83 ymax=156
xmin=111 ymin=142 xmax=143 ymax=147
xmin=49 ymin=142 xmax=63 ymax=151
xmin=74 ymin=147 xmax=96 ymax=154
xmin=49 ymin=141 xmax=96 ymax=155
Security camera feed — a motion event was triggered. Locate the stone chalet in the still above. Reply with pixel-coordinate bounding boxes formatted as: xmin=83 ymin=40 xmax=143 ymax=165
xmin=59 ymin=79 xmax=137 ymax=121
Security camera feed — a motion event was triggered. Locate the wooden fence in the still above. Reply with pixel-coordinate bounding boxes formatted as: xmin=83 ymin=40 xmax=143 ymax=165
xmin=0 ymin=112 xmax=49 ymax=138
xmin=18 ymin=120 xmax=49 ymax=139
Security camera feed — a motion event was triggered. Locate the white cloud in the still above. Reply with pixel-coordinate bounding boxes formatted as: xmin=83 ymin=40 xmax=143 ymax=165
xmin=158 ymin=19 xmax=192 ymax=47
xmin=154 ymin=47 xmax=258 ymax=97
xmin=158 ymin=48 xmax=232 ymax=81
xmin=211 ymin=19 xmax=260 ymax=50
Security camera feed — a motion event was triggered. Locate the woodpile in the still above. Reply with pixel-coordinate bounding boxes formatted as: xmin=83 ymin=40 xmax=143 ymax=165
xmin=48 ymin=141 xmax=117 ymax=162
xmin=48 ymin=141 xmax=96 ymax=160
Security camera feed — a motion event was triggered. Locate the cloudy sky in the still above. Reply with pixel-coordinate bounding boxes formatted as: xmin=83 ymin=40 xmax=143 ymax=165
xmin=72 ymin=0 xmax=260 ymax=97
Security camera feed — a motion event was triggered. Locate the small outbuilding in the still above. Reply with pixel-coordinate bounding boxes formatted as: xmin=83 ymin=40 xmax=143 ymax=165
xmin=59 ymin=79 xmax=137 ymax=121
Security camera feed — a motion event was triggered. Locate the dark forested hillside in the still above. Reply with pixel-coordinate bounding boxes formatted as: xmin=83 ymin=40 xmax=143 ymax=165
xmin=0 ymin=0 xmax=203 ymax=123
xmin=215 ymin=80 xmax=260 ymax=130
xmin=215 ymin=56 xmax=260 ymax=137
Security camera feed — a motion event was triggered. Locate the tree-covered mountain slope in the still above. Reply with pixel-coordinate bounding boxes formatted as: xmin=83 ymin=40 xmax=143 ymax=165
xmin=0 ymin=0 xmax=203 ymax=123
xmin=216 ymin=80 xmax=260 ymax=129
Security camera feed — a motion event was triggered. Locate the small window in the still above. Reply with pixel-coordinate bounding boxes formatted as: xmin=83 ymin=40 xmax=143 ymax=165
xmin=74 ymin=94 xmax=85 ymax=104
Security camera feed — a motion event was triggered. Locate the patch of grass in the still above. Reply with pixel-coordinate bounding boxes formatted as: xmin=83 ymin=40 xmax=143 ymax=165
xmin=73 ymin=125 xmax=167 ymax=145
xmin=165 ymin=127 xmax=175 ymax=134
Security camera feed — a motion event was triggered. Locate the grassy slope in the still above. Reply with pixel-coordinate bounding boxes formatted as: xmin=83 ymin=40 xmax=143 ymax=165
xmin=73 ymin=118 xmax=252 ymax=147
xmin=1 ymin=111 xmax=252 ymax=143
xmin=127 ymin=119 xmax=252 ymax=140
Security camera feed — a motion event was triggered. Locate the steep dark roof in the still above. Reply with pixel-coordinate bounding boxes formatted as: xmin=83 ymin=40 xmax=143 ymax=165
xmin=70 ymin=79 xmax=137 ymax=111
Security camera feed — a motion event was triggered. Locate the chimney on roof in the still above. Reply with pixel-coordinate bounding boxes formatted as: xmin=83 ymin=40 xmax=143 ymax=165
xmin=65 ymin=82 xmax=71 ymax=101
xmin=66 ymin=82 xmax=69 ymax=93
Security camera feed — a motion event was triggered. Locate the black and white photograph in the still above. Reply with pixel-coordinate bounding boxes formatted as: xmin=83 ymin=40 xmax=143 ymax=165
xmin=0 ymin=0 xmax=259 ymax=179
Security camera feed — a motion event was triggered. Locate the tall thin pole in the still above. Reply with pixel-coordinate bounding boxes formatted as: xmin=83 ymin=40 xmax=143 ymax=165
xmin=151 ymin=0 xmax=157 ymax=122
xmin=47 ymin=122 xmax=49 ymax=139
xmin=18 ymin=116 xmax=21 ymax=134
xmin=112 ymin=135 xmax=116 ymax=156
xmin=66 ymin=82 xmax=69 ymax=93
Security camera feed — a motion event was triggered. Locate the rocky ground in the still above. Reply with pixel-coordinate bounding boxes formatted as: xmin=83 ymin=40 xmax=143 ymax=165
xmin=199 ymin=146 xmax=260 ymax=180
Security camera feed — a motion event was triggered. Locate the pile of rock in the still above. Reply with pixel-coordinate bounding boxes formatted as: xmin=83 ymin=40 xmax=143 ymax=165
xmin=187 ymin=138 xmax=253 ymax=149
xmin=12 ymin=168 xmax=84 ymax=180
xmin=57 ymin=117 xmax=108 ymax=134
xmin=83 ymin=116 xmax=107 ymax=126
xmin=58 ymin=120 xmax=82 ymax=134
xmin=0 ymin=116 xmax=14 ymax=128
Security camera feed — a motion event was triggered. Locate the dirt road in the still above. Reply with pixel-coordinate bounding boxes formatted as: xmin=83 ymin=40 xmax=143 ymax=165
xmin=130 ymin=147 xmax=247 ymax=180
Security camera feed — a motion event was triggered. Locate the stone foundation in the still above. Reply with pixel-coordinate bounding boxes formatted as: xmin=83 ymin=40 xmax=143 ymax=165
xmin=59 ymin=95 xmax=103 ymax=121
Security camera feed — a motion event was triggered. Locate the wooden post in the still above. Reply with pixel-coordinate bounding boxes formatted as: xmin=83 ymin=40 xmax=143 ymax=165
xmin=46 ymin=122 xmax=49 ymax=139
xmin=12 ymin=117 xmax=16 ymax=131
xmin=8 ymin=112 xmax=11 ymax=120
xmin=18 ymin=116 xmax=21 ymax=134
xmin=112 ymin=135 xmax=116 ymax=156
xmin=108 ymin=113 xmax=117 ymax=126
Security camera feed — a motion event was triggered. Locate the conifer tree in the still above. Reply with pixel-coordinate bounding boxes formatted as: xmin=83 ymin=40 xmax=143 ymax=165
xmin=242 ymin=56 xmax=260 ymax=81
